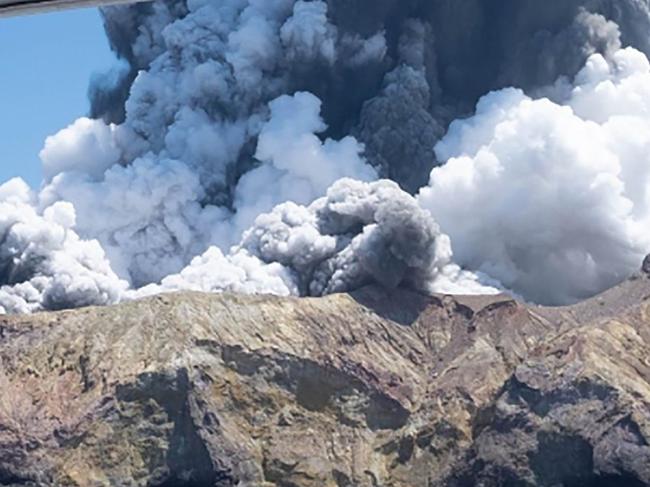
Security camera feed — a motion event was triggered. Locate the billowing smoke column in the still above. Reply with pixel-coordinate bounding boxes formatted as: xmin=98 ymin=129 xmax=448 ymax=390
xmin=134 ymin=178 xmax=496 ymax=300
xmin=2 ymin=0 xmax=650 ymax=313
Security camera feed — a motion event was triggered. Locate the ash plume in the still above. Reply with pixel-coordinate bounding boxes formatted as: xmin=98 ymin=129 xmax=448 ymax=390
xmin=90 ymin=0 xmax=650 ymax=193
xmin=2 ymin=0 xmax=650 ymax=313
xmin=134 ymin=178 xmax=497 ymax=300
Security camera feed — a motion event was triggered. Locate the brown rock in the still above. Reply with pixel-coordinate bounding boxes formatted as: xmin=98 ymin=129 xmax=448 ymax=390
xmin=1 ymin=277 xmax=650 ymax=486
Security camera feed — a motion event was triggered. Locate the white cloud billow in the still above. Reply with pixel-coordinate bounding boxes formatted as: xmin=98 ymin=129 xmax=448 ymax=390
xmin=0 ymin=179 xmax=127 ymax=314
xmin=419 ymin=48 xmax=650 ymax=304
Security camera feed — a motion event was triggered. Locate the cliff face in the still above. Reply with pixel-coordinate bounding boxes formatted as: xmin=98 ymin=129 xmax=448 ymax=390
xmin=1 ymin=272 xmax=650 ymax=486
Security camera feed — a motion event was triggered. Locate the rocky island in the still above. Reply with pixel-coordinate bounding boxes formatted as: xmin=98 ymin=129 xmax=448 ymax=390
xmin=2 ymin=263 xmax=650 ymax=486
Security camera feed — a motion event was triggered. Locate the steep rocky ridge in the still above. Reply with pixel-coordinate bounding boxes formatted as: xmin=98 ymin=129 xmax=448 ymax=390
xmin=1 ymin=267 xmax=650 ymax=486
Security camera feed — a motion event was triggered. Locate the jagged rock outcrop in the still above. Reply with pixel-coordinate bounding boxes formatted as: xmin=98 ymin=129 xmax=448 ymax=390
xmin=2 ymin=269 xmax=650 ymax=486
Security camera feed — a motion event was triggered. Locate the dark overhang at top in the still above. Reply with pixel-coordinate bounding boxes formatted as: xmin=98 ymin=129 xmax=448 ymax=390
xmin=0 ymin=0 xmax=144 ymax=17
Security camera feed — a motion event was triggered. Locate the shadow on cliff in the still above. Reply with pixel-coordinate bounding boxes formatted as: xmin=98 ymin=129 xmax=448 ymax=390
xmin=349 ymin=285 xmax=434 ymax=326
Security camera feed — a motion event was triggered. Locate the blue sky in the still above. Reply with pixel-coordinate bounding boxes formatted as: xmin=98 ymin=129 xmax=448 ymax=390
xmin=0 ymin=7 xmax=117 ymax=188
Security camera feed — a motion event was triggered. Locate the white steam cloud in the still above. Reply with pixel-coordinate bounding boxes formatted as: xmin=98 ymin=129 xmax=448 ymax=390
xmin=2 ymin=0 xmax=650 ymax=313
xmin=419 ymin=48 xmax=650 ymax=304
xmin=0 ymin=179 xmax=127 ymax=314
